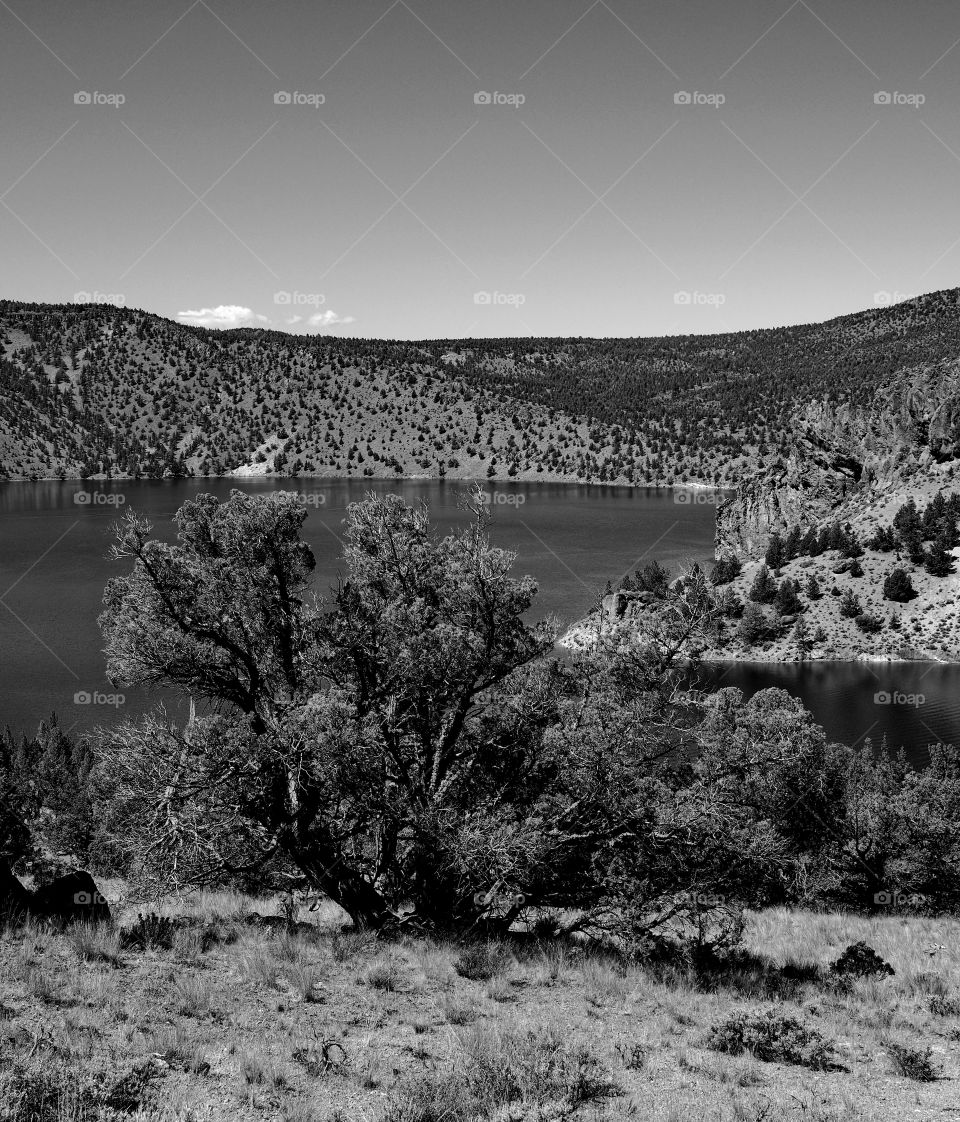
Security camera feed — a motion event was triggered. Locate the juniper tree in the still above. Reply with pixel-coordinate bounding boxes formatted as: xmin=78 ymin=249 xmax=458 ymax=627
xmin=882 ymin=567 xmax=916 ymax=602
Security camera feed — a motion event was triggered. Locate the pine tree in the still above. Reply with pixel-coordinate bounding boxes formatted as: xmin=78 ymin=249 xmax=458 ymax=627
xmin=765 ymin=532 xmax=786 ymax=570
xmin=805 ymin=574 xmax=822 ymax=600
xmin=749 ymin=564 xmax=778 ymax=604
xmin=774 ymin=578 xmax=802 ymax=616
xmin=793 ymin=616 xmax=814 ymax=656
xmin=925 ymin=535 xmax=955 ymax=577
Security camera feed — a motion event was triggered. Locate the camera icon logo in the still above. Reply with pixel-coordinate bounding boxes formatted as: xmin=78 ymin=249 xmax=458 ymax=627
xmin=673 ymin=291 xmax=692 ymax=305
xmin=474 ymin=91 xmax=492 ymax=105
xmin=874 ymin=91 xmax=891 ymax=105
xmin=74 ymin=91 xmax=92 ymax=105
xmin=473 ymin=291 xmax=492 ymax=305
xmin=674 ymin=91 xmax=692 ymax=105
xmin=874 ymin=691 xmax=891 ymax=705
xmin=73 ymin=691 xmax=92 ymax=705
xmin=73 ymin=491 xmax=91 ymax=505
xmin=274 ymin=91 xmax=292 ymax=105
xmin=273 ymin=290 xmax=292 ymax=305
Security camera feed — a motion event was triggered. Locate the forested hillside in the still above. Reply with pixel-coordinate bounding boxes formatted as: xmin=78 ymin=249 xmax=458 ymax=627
xmin=3 ymin=290 xmax=960 ymax=485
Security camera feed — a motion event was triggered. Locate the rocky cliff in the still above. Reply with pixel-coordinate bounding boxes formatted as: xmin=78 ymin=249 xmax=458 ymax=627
xmin=716 ymin=359 xmax=960 ymax=559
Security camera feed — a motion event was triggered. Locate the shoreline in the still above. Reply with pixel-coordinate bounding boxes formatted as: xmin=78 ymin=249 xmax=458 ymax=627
xmin=559 ymin=614 xmax=960 ymax=666
xmin=0 ymin=470 xmax=733 ymax=493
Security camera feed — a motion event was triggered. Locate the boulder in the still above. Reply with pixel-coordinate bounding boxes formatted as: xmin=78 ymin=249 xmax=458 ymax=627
xmin=0 ymin=860 xmax=32 ymax=921
xmin=32 ymin=870 xmax=112 ymax=925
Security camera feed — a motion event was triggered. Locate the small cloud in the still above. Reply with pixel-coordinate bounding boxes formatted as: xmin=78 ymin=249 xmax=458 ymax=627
xmin=285 ymin=314 xmax=303 ymax=325
xmin=177 ymin=305 xmax=270 ymax=329
xmin=307 ymin=309 xmax=355 ymax=329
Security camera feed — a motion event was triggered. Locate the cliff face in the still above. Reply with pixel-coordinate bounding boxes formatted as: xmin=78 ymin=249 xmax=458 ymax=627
xmin=716 ymin=360 xmax=960 ymax=559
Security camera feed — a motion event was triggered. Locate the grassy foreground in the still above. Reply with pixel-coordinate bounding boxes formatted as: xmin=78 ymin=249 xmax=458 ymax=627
xmin=3 ymin=891 xmax=960 ymax=1121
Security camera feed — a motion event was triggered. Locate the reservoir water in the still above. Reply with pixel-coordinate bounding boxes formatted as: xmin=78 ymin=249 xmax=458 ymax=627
xmin=1 ymin=478 xmax=956 ymax=763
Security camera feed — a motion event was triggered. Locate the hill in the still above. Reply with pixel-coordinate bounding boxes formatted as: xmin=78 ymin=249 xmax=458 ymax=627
xmin=5 ymin=291 xmax=960 ymax=492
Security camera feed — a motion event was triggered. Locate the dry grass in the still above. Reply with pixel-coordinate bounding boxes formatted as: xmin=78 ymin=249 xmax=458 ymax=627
xmin=1 ymin=898 xmax=958 ymax=1120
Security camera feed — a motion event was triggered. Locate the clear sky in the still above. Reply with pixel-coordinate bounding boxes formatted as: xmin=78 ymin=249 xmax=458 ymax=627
xmin=2 ymin=0 xmax=960 ymax=339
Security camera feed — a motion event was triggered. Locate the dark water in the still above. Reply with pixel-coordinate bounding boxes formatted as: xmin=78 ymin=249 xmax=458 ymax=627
xmin=1 ymin=478 xmax=957 ymax=762
xmin=0 ymin=478 xmax=715 ymax=738
xmin=695 ymin=661 xmax=957 ymax=768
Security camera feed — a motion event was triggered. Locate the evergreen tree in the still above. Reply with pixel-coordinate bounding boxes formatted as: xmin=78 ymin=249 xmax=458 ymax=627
xmin=925 ymin=534 xmax=955 ymax=577
xmin=738 ymin=602 xmax=768 ymax=644
xmin=793 ymin=616 xmax=814 ymax=656
xmin=765 ymin=532 xmax=786 ymax=570
xmin=883 ymin=567 xmax=916 ymax=602
xmin=710 ymin=556 xmax=741 ymax=586
xmin=839 ymin=588 xmax=862 ymax=619
xmin=774 ymin=579 xmax=802 ymax=616
xmin=805 ymin=574 xmax=822 ymax=600
xmin=893 ymin=499 xmax=925 ymax=563
xmin=800 ymin=527 xmax=820 ymax=556
xmin=748 ymin=564 xmax=778 ymax=604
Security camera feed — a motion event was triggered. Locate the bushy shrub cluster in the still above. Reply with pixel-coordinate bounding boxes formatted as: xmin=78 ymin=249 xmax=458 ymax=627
xmin=707 ymin=1007 xmax=834 ymax=1069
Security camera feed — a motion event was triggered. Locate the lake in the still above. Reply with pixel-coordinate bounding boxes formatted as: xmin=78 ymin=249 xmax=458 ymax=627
xmin=1 ymin=478 xmax=957 ymax=763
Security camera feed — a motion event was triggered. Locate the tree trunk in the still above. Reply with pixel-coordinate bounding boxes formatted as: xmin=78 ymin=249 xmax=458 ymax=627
xmin=295 ymin=854 xmax=394 ymax=930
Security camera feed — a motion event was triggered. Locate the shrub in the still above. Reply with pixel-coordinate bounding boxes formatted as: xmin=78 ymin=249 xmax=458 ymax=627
xmin=120 ymin=912 xmax=174 ymax=951
xmin=382 ymin=1027 xmax=619 ymax=1121
xmin=928 ymin=993 xmax=960 ymax=1017
xmin=854 ymin=612 xmax=883 ymax=634
xmin=829 ymin=942 xmax=894 ymax=979
xmin=886 ymin=1041 xmax=937 ymax=1081
xmin=839 ymin=589 xmax=862 ymax=619
xmin=707 ymin=1007 xmax=833 ymax=1069
xmin=453 ymin=942 xmax=511 ymax=982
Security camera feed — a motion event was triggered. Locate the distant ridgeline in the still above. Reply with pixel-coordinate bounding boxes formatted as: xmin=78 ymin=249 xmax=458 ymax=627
xmin=4 ymin=292 xmax=960 ymax=503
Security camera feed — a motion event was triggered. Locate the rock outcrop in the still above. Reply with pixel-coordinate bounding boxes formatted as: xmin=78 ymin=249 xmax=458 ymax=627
xmin=717 ymin=359 xmax=960 ymax=559
xmin=0 ymin=864 xmax=112 ymax=926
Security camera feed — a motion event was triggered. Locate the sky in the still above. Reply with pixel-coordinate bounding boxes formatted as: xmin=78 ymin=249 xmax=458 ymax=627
xmin=2 ymin=0 xmax=960 ymax=339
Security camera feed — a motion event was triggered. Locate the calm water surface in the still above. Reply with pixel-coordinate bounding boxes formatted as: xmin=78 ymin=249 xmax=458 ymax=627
xmin=1 ymin=478 xmax=957 ymax=762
